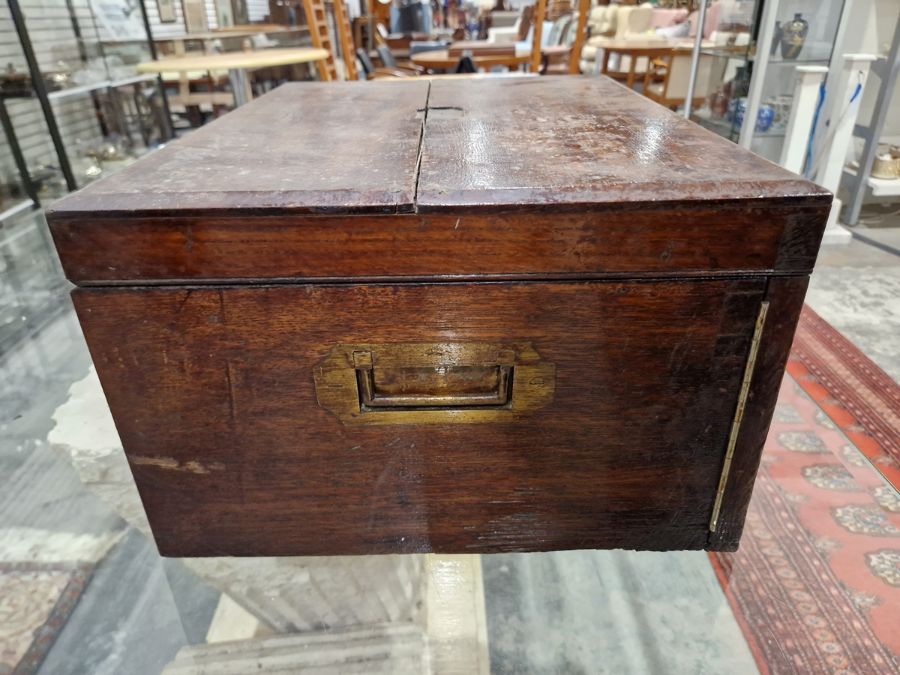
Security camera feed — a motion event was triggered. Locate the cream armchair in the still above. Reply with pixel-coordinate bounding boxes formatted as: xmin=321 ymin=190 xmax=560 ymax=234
xmin=580 ymin=4 xmax=664 ymax=75
xmin=643 ymin=48 xmax=726 ymax=110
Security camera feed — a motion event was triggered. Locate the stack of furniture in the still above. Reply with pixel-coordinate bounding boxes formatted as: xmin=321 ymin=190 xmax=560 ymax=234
xmin=643 ymin=47 xmax=725 ymax=109
xmin=579 ymin=2 xmax=720 ymax=77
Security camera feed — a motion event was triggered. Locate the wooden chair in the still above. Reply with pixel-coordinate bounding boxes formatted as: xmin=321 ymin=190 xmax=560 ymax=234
xmin=301 ymin=0 xmax=336 ymax=80
xmin=376 ymin=45 xmax=424 ymax=74
xmin=642 ymin=49 xmax=723 ymax=109
xmin=529 ymin=0 xmax=548 ymax=73
xmin=356 ymin=48 xmax=420 ymax=79
xmin=332 ymin=0 xmax=358 ymax=80
xmin=539 ymin=0 xmax=590 ymax=75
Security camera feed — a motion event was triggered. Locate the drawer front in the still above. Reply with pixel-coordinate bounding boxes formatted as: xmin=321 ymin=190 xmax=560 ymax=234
xmin=75 ymin=279 xmax=767 ymax=556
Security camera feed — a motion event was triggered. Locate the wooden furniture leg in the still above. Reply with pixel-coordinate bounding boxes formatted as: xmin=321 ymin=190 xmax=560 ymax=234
xmin=332 ymin=0 xmax=358 ymax=81
xmin=568 ymin=0 xmax=590 ymax=74
xmin=302 ymin=0 xmax=336 ymax=81
xmin=529 ymin=0 xmax=548 ymax=74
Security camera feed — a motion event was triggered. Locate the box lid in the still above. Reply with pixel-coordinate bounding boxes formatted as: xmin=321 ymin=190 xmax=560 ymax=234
xmin=51 ymin=81 xmax=429 ymax=216
xmin=48 ymin=77 xmax=831 ymax=285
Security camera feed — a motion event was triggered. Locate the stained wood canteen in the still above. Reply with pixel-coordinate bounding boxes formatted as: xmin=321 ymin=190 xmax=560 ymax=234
xmin=47 ymin=77 xmax=831 ymax=557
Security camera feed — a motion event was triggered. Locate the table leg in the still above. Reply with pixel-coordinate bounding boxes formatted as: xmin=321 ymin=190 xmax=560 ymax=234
xmin=228 ymin=68 xmax=253 ymax=107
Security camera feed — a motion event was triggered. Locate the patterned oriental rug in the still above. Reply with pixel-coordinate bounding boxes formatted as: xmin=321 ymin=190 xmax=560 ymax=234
xmin=0 ymin=562 xmax=93 ymax=675
xmin=711 ymin=306 xmax=900 ymax=674
xmin=789 ymin=306 xmax=900 ymax=491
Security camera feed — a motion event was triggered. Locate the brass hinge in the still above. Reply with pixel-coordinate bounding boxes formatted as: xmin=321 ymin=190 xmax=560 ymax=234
xmin=709 ymin=300 xmax=770 ymax=533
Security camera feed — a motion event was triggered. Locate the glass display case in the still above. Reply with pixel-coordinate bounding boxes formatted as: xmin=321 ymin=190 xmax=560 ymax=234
xmin=688 ymin=0 xmax=760 ymax=143
xmin=0 ymin=208 xmax=68 ymax=355
xmin=689 ymin=0 xmax=849 ymax=166
xmin=1 ymin=0 xmax=172 ymax=197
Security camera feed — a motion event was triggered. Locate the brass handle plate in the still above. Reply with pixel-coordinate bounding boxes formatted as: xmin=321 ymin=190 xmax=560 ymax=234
xmin=314 ymin=342 xmax=554 ymax=425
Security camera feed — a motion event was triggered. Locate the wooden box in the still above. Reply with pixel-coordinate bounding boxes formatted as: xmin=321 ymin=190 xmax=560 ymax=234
xmin=48 ymin=78 xmax=830 ymax=557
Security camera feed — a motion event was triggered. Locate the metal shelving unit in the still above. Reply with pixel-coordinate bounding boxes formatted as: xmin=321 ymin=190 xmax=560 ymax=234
xmin=3 ymin=0 xmax=173 ymax=197
xmin=843 ymin=12 xmax=900 ymax=225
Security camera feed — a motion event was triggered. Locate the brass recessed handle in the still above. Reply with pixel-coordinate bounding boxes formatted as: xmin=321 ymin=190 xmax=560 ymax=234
xmin=356 ymin=359 xmax=512 ymax=410
xmin=315 ymin=342 xmax=554 ymax=425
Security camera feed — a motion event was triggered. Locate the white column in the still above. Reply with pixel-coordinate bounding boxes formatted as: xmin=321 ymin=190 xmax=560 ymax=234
xmin=812 ymin=53 xmax=877 ymax=242
xmin=780 ymin=65 xmax=828 ymax=175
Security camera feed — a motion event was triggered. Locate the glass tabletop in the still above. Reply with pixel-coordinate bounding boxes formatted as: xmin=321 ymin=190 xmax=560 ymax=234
xmin=1 ymin=214 xmax=898 ymax=674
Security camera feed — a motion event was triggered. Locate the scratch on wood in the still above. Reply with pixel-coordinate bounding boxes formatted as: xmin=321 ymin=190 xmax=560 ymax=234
xmin=225 ymin=360 xmax=238 ymax=423
xmin=131 ymin=456 xmax=225 ymax=474
xmin=176 ymin=290 xmax=192 ymax=314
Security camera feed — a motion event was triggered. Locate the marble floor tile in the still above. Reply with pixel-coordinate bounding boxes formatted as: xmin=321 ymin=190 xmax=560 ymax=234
xmin=809 ymin=230 xmax=900 ymax=382
xmin=37 ymin=529 xmax=217 ymax=675
xmin=483 ymin=549 xmax=757 ymax=675
xmin=0 ymin=293 xmax=219 ymax=672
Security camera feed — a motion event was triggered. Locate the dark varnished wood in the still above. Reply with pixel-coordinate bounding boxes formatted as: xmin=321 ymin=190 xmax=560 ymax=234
xmin=708 ymin=276 xmax=810 ymax=550
xmin=48 ymin=79 xmax=829 ymax=285
xmin=48 ymin=82 xmax=429 ymax=216
xmin=417 ymin=77 xmax=830 ymax=211
xmin=49 ymin=203 xmax=828 ymax=285
xmin=76 ymin=280 xmax=765 ymax=556
xmin=49 ymin=78 xmax=831 ymax=556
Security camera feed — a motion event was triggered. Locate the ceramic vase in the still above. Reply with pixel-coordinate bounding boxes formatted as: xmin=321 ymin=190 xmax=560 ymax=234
xmin=757 ymin=105 xmax=775 ymax=133
xmin=731 ymin=98 xmax=776 ymax=133
xmin=780 ymin=13 xmax=808 ymax=60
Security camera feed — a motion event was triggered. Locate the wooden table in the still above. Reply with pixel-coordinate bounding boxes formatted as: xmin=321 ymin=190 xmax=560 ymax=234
xmin=596 ymin=38 xmax=706 ymax=89
xmin=410 ymin=49 xmax=530 ymax=72
xmin=154 ymin=28 xmax=307 ymax=56
xmin=137 ymin=48 xmax=330 ymax=106
xmin=597 ymin=39 xmax=676 ymax=89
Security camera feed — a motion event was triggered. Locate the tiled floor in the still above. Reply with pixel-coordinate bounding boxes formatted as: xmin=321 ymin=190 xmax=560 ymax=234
xmin=809 ymin=230 xmax=900 ymax=382
xmin=0 ymin=204 xmax=898 ymax=673
xmin=0 ymin=213 xmax=218 ymax=673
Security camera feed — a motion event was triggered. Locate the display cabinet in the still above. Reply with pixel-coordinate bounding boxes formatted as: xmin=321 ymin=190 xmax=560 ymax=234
xmin=687 ymin=0 xmax=760 ymax=144
xmin=1 ymin=0 xmax=172 ymax=199
xmin=689 ymin=0 xmax=851 ymax=167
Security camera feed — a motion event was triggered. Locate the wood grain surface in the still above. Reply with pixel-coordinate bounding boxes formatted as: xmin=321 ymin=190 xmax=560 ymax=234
xmin=49 ymin=202 xmax=829 ymax=285
xmin=417 ymin=78 xmax=830 ymax=211
xmin=47 ymin=78 xmax=830 ymax=285
xmin=75 ymin=279 xmax=766 ymax=556
xmin=48 ymin=82 xmax=429 ymax=216
xmin=47 ymin=78 xmax=829 ymax=221
xmin=707 ymin=276 xmax=810 ymax=550
xmin=48 ymin=77 xmax=831 ymax=556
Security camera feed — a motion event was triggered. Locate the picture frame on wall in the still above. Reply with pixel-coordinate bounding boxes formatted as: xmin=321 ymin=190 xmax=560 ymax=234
xmin=182 ymin=0 xmax=210 ymax=32
xmin=158 ymin=0 xmax=177 ymax=22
